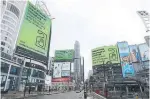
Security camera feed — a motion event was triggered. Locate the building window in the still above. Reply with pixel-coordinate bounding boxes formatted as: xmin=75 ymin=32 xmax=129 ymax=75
xmin=17 ymin=58 xmax=23 ymax=64
xmin=1 ymin=62 xmax=9 ymax=73
xmin=5 ymin=11 xmax=18 ymax=20
xmin=1 ymin=47 xmax=4 ymax=51
xmin=5 ymin=37 xmax=7 ymax=40
xmin=3 ymin=15 xmax=16 ymax=25
xmin=1 ymin=41 xmax=5 ymax=46
xmin=7 ymin=3 xmax=20 ymax=18
xmin=7 ymin=50 xmax=9 ymax=53
xmin=2 ymin=20 xmax=15 ymax=29
xmin=22 ymin=68 xmax=31 ymax=76
xmin=10 ymin=66 xmax=20 ymax=75
xmin=3 ymin=0 xmax=6 ymax=5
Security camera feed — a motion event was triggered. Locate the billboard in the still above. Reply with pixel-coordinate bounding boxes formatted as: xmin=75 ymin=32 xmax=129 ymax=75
xmin=52 ymin=78 xmax=70 ymax=82
xmin=54 ymin=49 xmax=74 ymax=61
xmin=138 ymin=43 xmax=149 ymax=61
xmin=129 ymin=45 xmax=140 ymax=62
xmin=92 ymin=45 xmax=120 ymax=66
xmin=15 ymin=2 xmax=51 ymax=64
xmin=53 ymin=63 xmax=62 ymax=78
xmin=61 ymin=71 xmax=70 ymax=77
xmin=117 ymin=42 xmax=135 ymax=77
xmin=61 ymin=62 xmax=70 ymax=70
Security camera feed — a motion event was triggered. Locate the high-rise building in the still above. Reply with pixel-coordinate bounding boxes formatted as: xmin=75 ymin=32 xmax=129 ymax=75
xmin=0 ymin=0 xmax=26 ymax=55
xmin=0 ymin=0 xmax=51 ymax=92
xmin=74 ymin=41 xmax=81 ymax=87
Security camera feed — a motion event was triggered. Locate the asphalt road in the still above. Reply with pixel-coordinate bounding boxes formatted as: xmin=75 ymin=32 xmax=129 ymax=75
xmin=25 ymin=91 xmax=90 ymax=99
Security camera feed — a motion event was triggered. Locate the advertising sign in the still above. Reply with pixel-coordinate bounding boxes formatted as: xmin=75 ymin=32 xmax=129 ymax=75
xmin=117 ymin=42 xmax=135 ymax=77
xmin=52 ymin=78 xmax=70 ymax=82
xmin=15 ymin=2 xmax=51 ymax=64
xmin=61 ymin=71 xmax=70 ymax=77
xmin=129 ymin=45 xmax=140 ymax=62
xmin=55 ymin=49 xmax=74 ymax=61
xmin=53 ymin=63 xmax=62 ymax=78
xmin=138 ymin=43 xmax=149 ymax=61
xmin=61 ymin=62 xmax=70 ymax=70
xmin=92 ymin=45 xmax=120 ymax=66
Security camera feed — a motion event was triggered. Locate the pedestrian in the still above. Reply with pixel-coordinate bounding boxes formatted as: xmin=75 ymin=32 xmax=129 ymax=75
xmin=49 ymin=86 xmax=51 ymax=93
xmin=29 ymin=86 xmax=31 ymax=94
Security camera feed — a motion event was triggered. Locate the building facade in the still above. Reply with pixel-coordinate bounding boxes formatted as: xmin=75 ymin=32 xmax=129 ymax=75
xmin=74 ymin=41 xmax=81 ymax=88
xmin=1 ymin=0 xmax=50 ymax=92
xmin=0 ymin=0 xmax=26 ymax=55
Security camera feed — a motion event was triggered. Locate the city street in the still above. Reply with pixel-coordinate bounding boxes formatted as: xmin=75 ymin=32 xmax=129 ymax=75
xmin=25 ymin=91 xmax=92 ymax=99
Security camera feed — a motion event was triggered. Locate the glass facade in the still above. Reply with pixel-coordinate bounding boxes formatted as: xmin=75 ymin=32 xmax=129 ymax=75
xmin=1 ymin=62 xmax=9 ymax=73
xmin=10 ymin=66 xmax=20 ymax=75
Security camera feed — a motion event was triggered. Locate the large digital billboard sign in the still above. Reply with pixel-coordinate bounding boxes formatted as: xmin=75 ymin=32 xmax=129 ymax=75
xmin=53 ymin=63 xmax=62 ymax=78
xmin=117 ymin=42 xmax=135 ymax=77
xmin=92 ymin=45 xmax=120 ymax=66
xmin=138 ymin=43 xmax=149 ymax=61
xmin=54 ymin=50 xmax=74 ymax=61
xmin=53 ymin=62 xmax=71 ymax=78
xmin=15 ymin=1 xmax=51 ymax=64
xmin=129 ymin=45 xmax=140 ymax=62
xmin=61 ymin=71 xmax=70 ymax=77
xmin=61 ymin=62 xmax=70 ymax=70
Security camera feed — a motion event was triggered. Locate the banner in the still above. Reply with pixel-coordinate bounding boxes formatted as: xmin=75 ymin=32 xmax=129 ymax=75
xmin=52 ymin=78 xmax=70 ymax=82
xmin=55 ymin=49 xmax=74 ymax=61
xmin=129 ymin=45 xmax=140 ymax=62
xmin=138 ymin=43 xmax=149 ymax=61
xmin=92 ymin=45 xmax=120 ymax=66
xmin=53 ymin=63 xmax=62 ymax=78
xmin=15 ymin=2 xmax=51 ymax=64
xmin=61 ymin=62 xmax=70 ymax=70
xmin=61 ymin=71 xmax=70 ymax=77
xmin=117 ymin=42 xmax=135 ymax=77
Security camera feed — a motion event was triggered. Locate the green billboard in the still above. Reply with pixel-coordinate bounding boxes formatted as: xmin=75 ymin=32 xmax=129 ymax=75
xmin=55 ymin=50 xmax=74 ymax=61
xmin=15 ymin=1 xmax=51 ymax=64
xmin=92 ymin=45 xmax=120 ymax=66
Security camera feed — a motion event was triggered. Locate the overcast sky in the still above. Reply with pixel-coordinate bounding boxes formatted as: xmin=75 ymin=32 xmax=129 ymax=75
xmin=35 ymin=0 xmax=150 ymax=79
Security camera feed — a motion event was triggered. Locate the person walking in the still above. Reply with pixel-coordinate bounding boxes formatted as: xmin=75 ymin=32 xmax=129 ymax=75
xmin=49 ymin=86 xmax=51 ymax=94
xmin=29 ymin=86 xmax=31 ymax=94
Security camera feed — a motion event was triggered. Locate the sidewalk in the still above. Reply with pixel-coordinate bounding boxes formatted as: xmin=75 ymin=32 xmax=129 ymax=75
xmin=1 ymin=91 xmax=60 ymax=99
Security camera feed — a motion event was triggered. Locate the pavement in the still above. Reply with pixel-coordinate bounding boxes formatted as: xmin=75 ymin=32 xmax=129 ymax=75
xmin=1 ymin=91 xmax=93 ymax=99
xmin=1 ymin=91 xmax=60 ymax=99
xmin=24 ymin=91 xmax=93 ymax=99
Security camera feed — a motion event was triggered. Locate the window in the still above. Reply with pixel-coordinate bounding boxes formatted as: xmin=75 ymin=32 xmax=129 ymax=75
xmin=5 ymin=11 xmax=17 ymax=20
xmin=7 ymin=50 xmax=9 ymax=53
xmin=1 ymin=47 xmax=4 ymax=51
xmin=32 ymin=70 xmax=38 ymax=77
xmin=3 ymin=15 xmax=16 ymax=25
xmin=5 ymin=37 xmax=7 ymax=40
xmin=3 ymin=0 xmax=6 ymax=5
xmin=7 ymin=3 xmax=20 ymax=18
xmin=22 ymin=68 xmax=31 ymax=76
xmin=10 ymin=66 xmax=20 ymax=75
xmin=17 ymin=58 xmax=23 ymax=64
xmin=2 ymin=20 xmax=15 ymax=29
xmin=1 ymin=62 xmax=9 ymax=73
xmin=1 ymin=41 xmax=5 ymax=46
xmin=39 ymin=71 xmax=45 ymax=79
